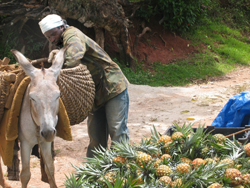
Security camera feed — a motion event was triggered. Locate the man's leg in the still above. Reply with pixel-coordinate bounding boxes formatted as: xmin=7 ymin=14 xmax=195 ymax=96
xmin=87 ymin=106 xmax=108 ymax=157
xmin=105 ymin=89 xmax=129 ymax=143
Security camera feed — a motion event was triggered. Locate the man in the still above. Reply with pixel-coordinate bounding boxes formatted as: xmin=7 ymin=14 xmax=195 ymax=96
xmin=39 ymin=14 xmax=129 ymax=157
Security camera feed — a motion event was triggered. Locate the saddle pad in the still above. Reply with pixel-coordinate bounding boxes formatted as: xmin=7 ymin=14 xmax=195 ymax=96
xmin=0 ymin=76 xmax=72 ymax=166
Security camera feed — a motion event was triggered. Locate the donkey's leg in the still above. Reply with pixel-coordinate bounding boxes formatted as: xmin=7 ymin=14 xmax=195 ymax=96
xmin=0 ymin=155 xmax=12 ymax=188
xmin=39 ymin=142 xmax=57 ymax=188
xmin=19 ymin=140 xmax=33 ymax=188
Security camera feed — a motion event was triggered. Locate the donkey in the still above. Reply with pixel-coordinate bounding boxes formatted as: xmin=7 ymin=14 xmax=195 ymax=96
xmin=10 ymin=47 xmax=66 ymax=188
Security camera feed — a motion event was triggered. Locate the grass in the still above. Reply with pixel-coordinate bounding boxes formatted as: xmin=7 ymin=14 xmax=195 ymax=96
xmin=119 ymin=19 xmax=250 ymax=87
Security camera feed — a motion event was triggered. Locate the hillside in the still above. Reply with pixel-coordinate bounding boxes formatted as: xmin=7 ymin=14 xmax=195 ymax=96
xmin=106 ymin=18 xmax=197 ymax=66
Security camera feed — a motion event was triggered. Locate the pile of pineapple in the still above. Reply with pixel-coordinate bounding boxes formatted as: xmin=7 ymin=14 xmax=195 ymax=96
xmin=65 ymin=123 xmax=250 ymax=188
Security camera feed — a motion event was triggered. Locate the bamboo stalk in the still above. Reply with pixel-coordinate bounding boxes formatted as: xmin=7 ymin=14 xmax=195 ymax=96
xmin=31 ymin=58 xmax=48 ymax=65
xmin=225 ymin=128 xmax=250 ymax=138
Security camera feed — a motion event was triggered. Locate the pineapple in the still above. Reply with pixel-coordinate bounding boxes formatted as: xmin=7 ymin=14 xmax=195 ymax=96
xmin=201 ymin=146 xmax=210 ymax=156
xmin=214 ymin=157 xmax=221 ymax=162
xmin=134 ymin=138 xmax=162 ymax=159
xmin=156 ymin=165 xmax=173 ymax=177
xmin=112 ymin=140 xmax=153 ymax=166
xmin=244 ymin=143 xmax=250 ymax=157
xmin=207 ymin=183 xmax=223 ymax=188
xmin=213 ymin=133 xmax=226 ymax=144
xmin=170 ymin=178 xmax=182 ymax=187
xmin=137 ymin=151 xmax=152 ymax=166
xmin=243 ymin=173 xmax=250 ymax=186
xmin=154 ymin=159 xmax=162 ymax=168
xmin=219 ymin=142 xmax=244 ymax=168
xmin=181 ymin=157 xmax=192 ymax=164
xmin=219 ymin=158 xmax=234 ymax=168
xmin=113 ymin=156 xmax=126 ymax=164
xmin=97 ymin=171 xmax=116 ymax=187
xmin=176 ymin=163 xmax=191 ymax=174
xmin=163 ymin=141 xmax=173 ymax=154
xmin=192 ymin=158 xmax=205 ymax=169
xmin=97 ymin=177 xmax=108 ymax=188
xmin=171 ymin=131 xmax=184 ymax=140
xmin=204 ymin=158 xmax=215 ymax=164
xmin=132 ymin=175 xmax=143 ymax=185
xmin=159 ymin=176 xmax=172 ymax=186
xmin=158 ymin=135 xmax=172 ymax=144
xmin=151 ymin=152 xmax=161 ymax=158
xmin=225 ymin=168 xmax=243 ymax=186
xmin=160 ymin=154 xmax=171 ymax=161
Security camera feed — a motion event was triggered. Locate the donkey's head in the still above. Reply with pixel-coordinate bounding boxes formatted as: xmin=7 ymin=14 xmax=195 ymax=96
xmin=11 ymin=48 xmax=66 ymax=142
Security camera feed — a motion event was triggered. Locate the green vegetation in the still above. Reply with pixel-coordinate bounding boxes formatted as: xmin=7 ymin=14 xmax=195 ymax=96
xmin=0 ymin=30 xmax=18 ymax=62
xmin=119 ymin=22 xmax=250 ymax=86
xmin=0 ymin=14 xmax=18 ymax=62
xmin=134 ymin=0 xmax=210 ymax=32
xmin=121 ymin=0 xmax=250 ymax=87
xmin=0 ymin=16 xmax=45 ymax=63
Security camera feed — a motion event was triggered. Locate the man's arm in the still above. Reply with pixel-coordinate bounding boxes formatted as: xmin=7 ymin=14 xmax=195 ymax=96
xmin=63 ymin=35 xmax=87 ymax=68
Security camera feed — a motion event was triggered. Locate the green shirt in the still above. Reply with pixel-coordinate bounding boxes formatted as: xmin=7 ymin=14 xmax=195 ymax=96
xmin=61 ymin=26 xmax=129 ymax=110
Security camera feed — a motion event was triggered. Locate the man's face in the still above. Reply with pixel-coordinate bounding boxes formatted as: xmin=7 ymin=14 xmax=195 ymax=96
xmin=44 ymin=26 xmax=64 ymax=46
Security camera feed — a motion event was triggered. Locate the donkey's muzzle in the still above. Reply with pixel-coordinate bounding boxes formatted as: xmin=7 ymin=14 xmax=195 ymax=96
xmin=41 ymin=128 xmax=56 ymax=142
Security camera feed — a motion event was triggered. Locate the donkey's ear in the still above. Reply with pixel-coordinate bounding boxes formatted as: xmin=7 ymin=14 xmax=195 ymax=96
xmin=10 ymin=49 xmax=37 ymax=79
xmin=49 ymin=46 xmax=67 ymax=78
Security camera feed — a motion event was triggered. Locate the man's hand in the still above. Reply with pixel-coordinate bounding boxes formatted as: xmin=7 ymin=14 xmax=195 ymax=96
xmin=48 ymin=49 xmax=60 ymax=63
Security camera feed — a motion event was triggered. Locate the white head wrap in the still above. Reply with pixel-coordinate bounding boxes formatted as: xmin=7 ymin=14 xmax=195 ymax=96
xmin=39 ymin=14 xmax=64 ymax=34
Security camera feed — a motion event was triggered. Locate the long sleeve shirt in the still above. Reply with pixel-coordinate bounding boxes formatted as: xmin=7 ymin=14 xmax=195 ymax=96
xmin=60 ymin=26 xmax=129 ymax=110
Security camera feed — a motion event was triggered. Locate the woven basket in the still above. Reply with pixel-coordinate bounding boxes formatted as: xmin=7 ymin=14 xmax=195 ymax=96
xmin=57 ymin=64 xmax=95 ymax=125
xmin=0 ymin=73 xmax=10 ymax=121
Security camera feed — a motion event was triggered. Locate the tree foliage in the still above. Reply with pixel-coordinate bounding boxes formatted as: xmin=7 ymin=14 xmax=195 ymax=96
xmin=134 ymin=0 xmax=211 ymax=32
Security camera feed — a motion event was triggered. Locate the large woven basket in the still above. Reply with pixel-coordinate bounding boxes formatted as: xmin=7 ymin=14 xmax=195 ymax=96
xmin=57 ymin=64 xmax=95 ymax=125
xmin=0 ymin=73 xmax=10 ymax=121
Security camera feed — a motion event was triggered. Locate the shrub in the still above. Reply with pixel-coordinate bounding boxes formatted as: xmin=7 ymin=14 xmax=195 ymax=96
xmin=217 ymin=0 xmax=250 ymax=31
xmin=135 ymin=0 xmax=211 ymax=32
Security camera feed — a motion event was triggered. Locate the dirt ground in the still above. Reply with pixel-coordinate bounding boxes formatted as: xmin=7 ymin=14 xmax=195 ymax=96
xmin=2 ymin=21 xmax=250 ymax=187
xmin=3 ymin=65 xmax=250 ymax=188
